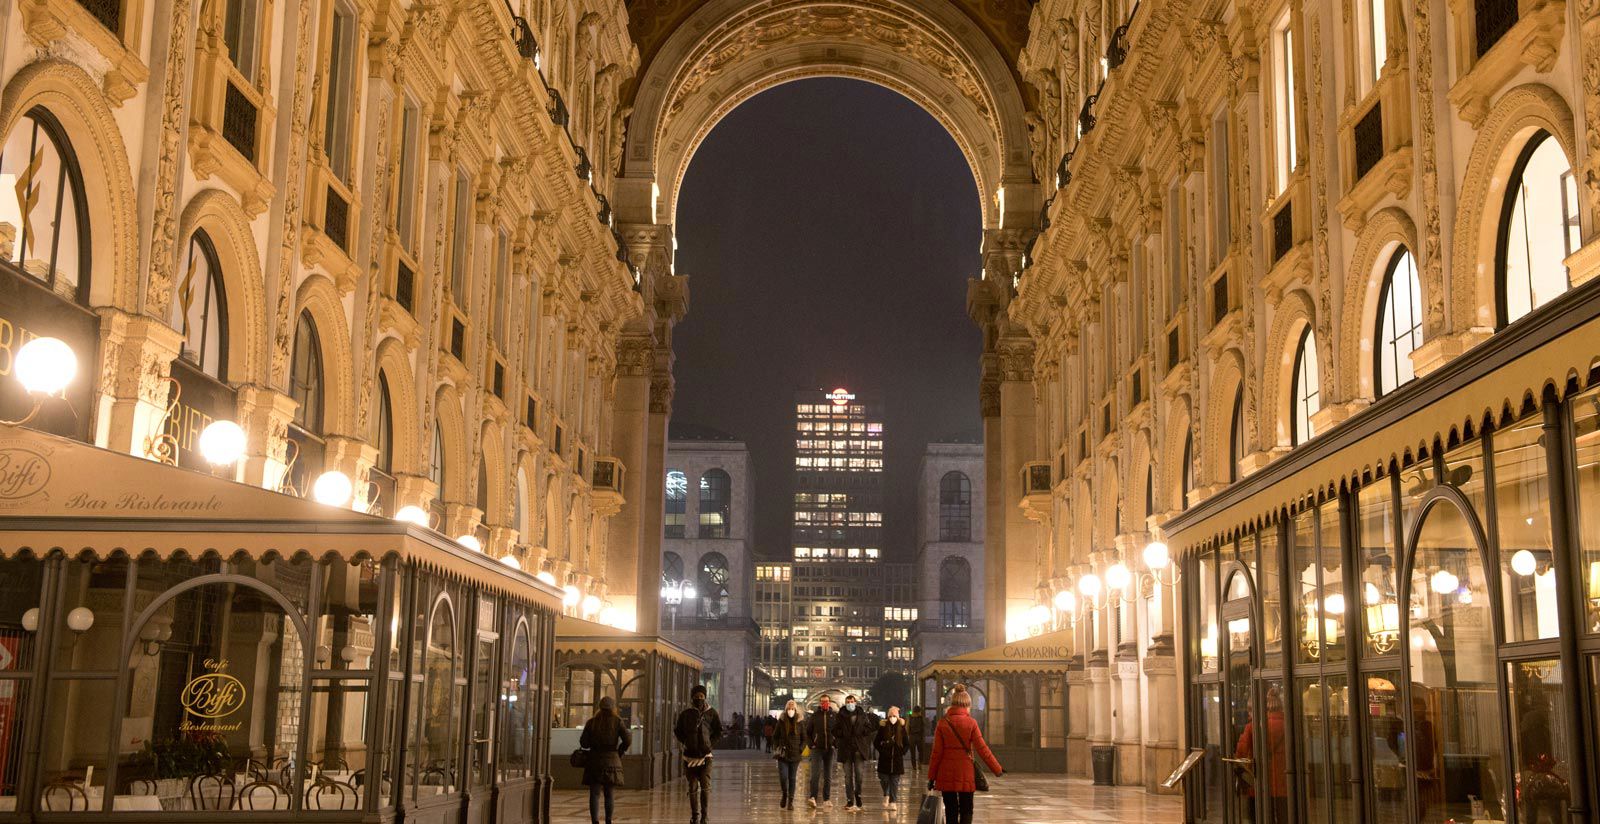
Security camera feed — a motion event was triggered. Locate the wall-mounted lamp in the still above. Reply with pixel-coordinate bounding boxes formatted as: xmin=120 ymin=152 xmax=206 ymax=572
xmin=20 ymin=607 xmax=39 ymax=632
xmin=4 ymin=337 xmax=77 ymax=426
xmin=312 ymin=470 xmax=353 ymax=507
xmin=66 ymin=606 xmax=94 ymax=635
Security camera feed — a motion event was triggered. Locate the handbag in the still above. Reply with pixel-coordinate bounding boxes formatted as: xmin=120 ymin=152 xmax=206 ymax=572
xmin=569 ymin=748 xmax=589 ymax=769
xmin=955 ymin=725 xmax=989 ymax=792
xmin=917 ymin=789 xmax=944 ymax=824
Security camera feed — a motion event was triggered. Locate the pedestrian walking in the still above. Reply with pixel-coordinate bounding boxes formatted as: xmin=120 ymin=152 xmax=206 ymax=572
xmin=928 ymin=684 xmax=1003 ymax=824
xmin=875 ymin=706 xmax=910 ymax=814
xmin=749 ymin=713 xmax=763 ymax=750
xmin=805 ymin=695 xmax=841 ymax=809
xmin=838 ymin=694 xmax=876 ymax=811
xmin=772 ymin=699 xmax=806 ymax=809
xmin=763 ymin=715 xmax=778 ymax=753
xmin=579 ymin=696 xmax=632 ymax=824
xmin=673 ymin=684 xmax=723 ymax=824
xmin=907 ymin=706 xmax=927 ymax=771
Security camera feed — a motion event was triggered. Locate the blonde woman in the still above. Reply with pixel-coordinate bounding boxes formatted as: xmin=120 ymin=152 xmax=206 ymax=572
xmin=772 ymin=700 xmax=806 ymax=808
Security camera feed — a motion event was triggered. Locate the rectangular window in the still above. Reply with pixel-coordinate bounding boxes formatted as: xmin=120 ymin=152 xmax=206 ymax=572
xmin=395 ymin=99 xmax=421 ymax=251
xmin=492 ymin=230 xmax=510 ymax=349
xmin=451 ymin=170 xmax=471 ymax=303
xmin=1272 ymin=13 xmax=1298 ymax=194
xmin=223 ymin=0 xmax=262 ymax=79
xmin=324 ymin=2 xmax=357 ymax=182
xmin=1209 ymin=110 xmax=1231 ymax=265
xmin=1166 ymin=178 xmax=1183 ymax=315
xmin=1364 ymin=0 xmax=1389 ymax=92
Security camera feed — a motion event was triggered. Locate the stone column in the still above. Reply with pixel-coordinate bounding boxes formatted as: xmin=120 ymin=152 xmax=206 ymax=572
xmin=1142 ymin=645 xmax=1180 ymax=793
xmin=325 ymin=436 xmax=378 ymax=511
xmin=94 ymin=310 xmax=184 ymax=457
xmin=639 ymin=371 xmax=672 ymax=631
xmin=604 ymin=336 xmax=652 ymax=630
xmin=235 ymin=385 xmax=298 ymax=488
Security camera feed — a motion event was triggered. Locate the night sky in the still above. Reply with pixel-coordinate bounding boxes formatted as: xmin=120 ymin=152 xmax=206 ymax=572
xmin=673 ymin=78 xmax=984 ymax=560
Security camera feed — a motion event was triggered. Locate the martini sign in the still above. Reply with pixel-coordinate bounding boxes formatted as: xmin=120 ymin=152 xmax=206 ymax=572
xmin=827 ymin=387 xmax=855 ymax=406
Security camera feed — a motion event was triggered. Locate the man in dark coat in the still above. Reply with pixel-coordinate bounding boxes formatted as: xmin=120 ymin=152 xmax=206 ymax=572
xmin=804 ymin=695 xmax=841 ymax=809
xmin=579 ymin=696 xmax=631 ymax=824
xmin=836 ymin=694 xmax=876 ymax=811
xmin=673 ymin=684 xmax=723 ymax=824
xmin=907 ymin=706 xmax=928 ymax=770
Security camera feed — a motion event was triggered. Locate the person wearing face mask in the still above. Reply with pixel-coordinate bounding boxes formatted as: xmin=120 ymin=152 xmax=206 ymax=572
xmin=837 ymin=694 xmax=875 ymax=812
xmin=772 ymin=699 xmax=806 ymax=809
xmin=875 ymin=706 xmax=910 ymax=813
xmin=673 ymin=684 xmax=723 ymax=824
xmin=805 ymin=695 xmax=842 ymax=809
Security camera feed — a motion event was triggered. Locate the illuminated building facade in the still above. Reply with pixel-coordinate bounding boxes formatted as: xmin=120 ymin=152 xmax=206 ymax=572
xmin=658 ymin=423 xmax=769 ymax=718
xmin=913 ymin=438 xmax=986 ymax=669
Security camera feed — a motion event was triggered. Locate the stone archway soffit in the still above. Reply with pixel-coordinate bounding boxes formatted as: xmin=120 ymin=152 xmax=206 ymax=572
xmin=625 ymin=0 xmax=1031 ymax=101
xmin=659 ymin=62 xmax=993 ymax=227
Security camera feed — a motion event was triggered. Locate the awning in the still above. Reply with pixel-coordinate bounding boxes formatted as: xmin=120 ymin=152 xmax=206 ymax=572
xmin=917 ymin=628 xmax=1074 ymax=680
xmin=0 ymin=423 xmax=563 ymax=606
xmin=1162 ymin=283 xmax=1600 ymax=553
xmin=555 ymin=616 xmax=703 ymax=669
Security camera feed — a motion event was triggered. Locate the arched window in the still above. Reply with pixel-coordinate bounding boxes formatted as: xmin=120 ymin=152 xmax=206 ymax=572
xmin=416 ymin=597 xmax=459 ymax=786
xmin=515 ymin=468 xmax=531 ymax=538
xmin=173 ymin=230 xmax=228 ymax=381
xmin=1499 ymin=132 xmax=1580 ymax=327
xmin=698 ymin=469 xmax=731 ymax=538
xmin=938 ymin=557 xmax=972 ymax=628
xmin=939 ymin=471 xmax=973 ymax=541
xmin=368 ymin=372 xmax=395 ymax=515
xmin=2 ymin=108 xmax=89 ymax=300
xmin=1181 ymin=432 xmax=1195 ymax=509
xmin=662 ymin=551 xmax=684 ymax=584
xmin=697 ymin=552 xmax=730 ymax=619
xmin=1377 ymin=248 xmax=1424 ymax=396
xmin=286 ymin=312 xmax=325 ymax=494
xmin=664 ymin=469 xmax=687 ymax=538
xmin=429 ymin=422 xmax=444 ymax=488
xmin=289 ymin=312 xmax=323 ymax=433
xmin=1291 ymin=327 xmax=1321 ymax=446
xmin=1228 ymin=385 xmax=1245 ymax=484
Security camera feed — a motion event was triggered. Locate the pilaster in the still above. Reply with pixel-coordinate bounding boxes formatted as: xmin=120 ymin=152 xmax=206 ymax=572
xmin=94 ymin=309 xmax=185 ymax=457
xmin=235 ymin=384 xmax=298 ymax=489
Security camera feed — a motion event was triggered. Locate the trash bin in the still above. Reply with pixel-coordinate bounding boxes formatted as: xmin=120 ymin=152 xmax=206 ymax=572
xmin=1091 ymin=745 xmax=1116 ymax=786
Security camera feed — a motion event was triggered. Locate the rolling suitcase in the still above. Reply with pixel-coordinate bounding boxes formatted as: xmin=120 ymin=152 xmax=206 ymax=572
xmin=917 ymin=790 xmax=943 ymax=824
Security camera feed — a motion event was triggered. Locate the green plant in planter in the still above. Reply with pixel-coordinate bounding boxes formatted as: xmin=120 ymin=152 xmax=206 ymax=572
xmin=143 ymin=734 xmax=232 ymax=779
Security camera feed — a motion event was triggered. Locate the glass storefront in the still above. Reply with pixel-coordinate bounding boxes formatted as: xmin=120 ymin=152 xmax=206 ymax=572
xmin=0 ymin=550 xmax=556 ymax=819
xmin=1180 ymin=379 xmax=1600 ymax=824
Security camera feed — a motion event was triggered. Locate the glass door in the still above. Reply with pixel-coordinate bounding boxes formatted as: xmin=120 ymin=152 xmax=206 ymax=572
xmin=1223 ymin=593 xmax=1257 ymax=824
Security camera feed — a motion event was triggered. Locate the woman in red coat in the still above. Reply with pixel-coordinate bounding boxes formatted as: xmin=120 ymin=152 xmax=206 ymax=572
xmin=927 ymin=684 xmax=1003 ymax=824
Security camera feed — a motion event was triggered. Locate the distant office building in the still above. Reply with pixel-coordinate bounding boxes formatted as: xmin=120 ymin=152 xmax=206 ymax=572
xmin=913 ymin=438 xmax=986 ymax=669
xmin=659 ymin=423 xmax=770 ymax=718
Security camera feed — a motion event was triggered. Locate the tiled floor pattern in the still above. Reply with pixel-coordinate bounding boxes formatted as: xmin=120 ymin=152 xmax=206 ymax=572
xmin=551 ymin=750 xmax=1184 ymax=824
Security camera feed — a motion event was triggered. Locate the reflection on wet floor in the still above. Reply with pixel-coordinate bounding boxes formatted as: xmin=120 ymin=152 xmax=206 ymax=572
xmin=551 ymin=750 xmax=1184 ymax=824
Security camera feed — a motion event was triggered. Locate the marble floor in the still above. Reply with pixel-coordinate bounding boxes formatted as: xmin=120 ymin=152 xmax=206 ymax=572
xmin=551 ymin=750 xmax=1184 ymax=824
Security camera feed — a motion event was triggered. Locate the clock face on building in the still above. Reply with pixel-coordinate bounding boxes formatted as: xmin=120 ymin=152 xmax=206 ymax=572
xmin=828 ymin=388 xmax=855 ymax=406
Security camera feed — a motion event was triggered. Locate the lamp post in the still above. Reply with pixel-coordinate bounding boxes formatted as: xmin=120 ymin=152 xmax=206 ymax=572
xmin=660 ymin=580 xmax=696 ymax=633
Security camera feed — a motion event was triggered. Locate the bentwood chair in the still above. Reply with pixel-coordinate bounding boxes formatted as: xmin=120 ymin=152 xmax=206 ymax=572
xmin=41 ymin=781 xmax=88 ymax=811
xmin=304 ymin=778 xmax=359 ymax=810
xmin=237 ymin=779 xmax=287 ymax=810
xmin=188 ymin=772 xmax=237 ymax=811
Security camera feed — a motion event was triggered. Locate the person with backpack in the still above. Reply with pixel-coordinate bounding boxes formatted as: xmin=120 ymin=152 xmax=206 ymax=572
xmin=578 ymin=696 xmax=631 ymax=824
xmin=837 ymin=694 xmax=875 ymax=811
xmin=875 ymin=705 xmax=910 ymax=813
xmin=771 ymin=699 xmax=806 ymax=809
xmin=804 ymin=695 xmax=842 ymax=809
xmin=673 ymin=684 xmax=723 ymax=824
xmin=928 ymin=684 xmax=1003 ymax=824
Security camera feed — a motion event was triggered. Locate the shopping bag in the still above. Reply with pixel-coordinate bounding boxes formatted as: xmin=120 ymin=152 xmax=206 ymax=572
xmin=917 ymin=790 xmax=943 ymax=824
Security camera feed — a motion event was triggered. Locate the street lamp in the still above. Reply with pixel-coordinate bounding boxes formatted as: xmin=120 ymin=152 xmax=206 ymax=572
xmin=660 ymin=580 xmax=697 ymax=632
